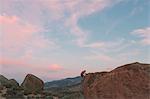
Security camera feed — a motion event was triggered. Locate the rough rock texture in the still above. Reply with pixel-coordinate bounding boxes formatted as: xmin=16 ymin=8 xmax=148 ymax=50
xmin=0 ymin=75 xmax=13 ymax=88
xmin=9 ymin=79 xmax=19 ymax=88
xmin=0 ymin=75 xmax=23 ymax=98
xmin=0 ymin=75 xmax=9 ymax=85
xmin=21 ymin=74 xmax=44 ymax=94
xmin=83 ymin=62 xmax=150 ymax=99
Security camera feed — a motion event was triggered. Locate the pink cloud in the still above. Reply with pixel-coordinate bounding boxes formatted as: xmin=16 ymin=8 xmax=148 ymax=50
xmin=0 ymin=57 xmax=63 ymax=73
xmin=0 ymin=15 xmax=40 ymax=51
xmin=21 ymin=0 xmax=121 ymax=47
xmin=0 ymin=0 xmax=123 ymax=48
xmin=0 ymin=15 xmax=58 ymax=60
xmin=49 ymin=64 xmax=63 ymax=71
xmin=0 ymin=58 xmax=28 ymax=68
xmin=132 ymin=27 xmax=150 ymax=45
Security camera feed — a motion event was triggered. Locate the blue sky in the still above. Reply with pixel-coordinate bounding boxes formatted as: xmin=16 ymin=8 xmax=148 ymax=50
xmin=0 ymin=0 xmax=149 ymax=82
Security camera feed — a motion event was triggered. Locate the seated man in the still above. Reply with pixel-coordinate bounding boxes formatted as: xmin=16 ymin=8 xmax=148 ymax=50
xmin=81 ymin=70 xmax=86 ymax=78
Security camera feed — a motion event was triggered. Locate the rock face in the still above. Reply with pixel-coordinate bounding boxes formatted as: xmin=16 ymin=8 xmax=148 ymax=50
xmin=21 ymin=74 xmax=44 ymax=94
xmin=83 ymin=62 xmax=150 ymax=99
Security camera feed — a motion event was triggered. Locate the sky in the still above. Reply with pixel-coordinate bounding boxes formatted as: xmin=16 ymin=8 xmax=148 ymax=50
xmin=0 ymin=0 xmax=149 ymax=83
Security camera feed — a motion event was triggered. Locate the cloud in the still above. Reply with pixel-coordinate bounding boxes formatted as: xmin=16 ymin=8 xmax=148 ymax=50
xmin=4 ymin=0 xmax=122 ymax=47
xmin=83 ymin=38 xmax=142 ymax=66
xmin=49 ymin=64 xmax=63 ymax=71
xmin=0 ymin=58 xmax=28 ymax=67
xmin=0 ymin=15 xmax=39 ymax=50
xmin=0 ymin=57 xmax=63 ymax=72
xmin=84 ymin=48 xmax=141 ymax=68
xmin=85 ymin=52 xmax=114 ymax=62
xmin=83 ymin=42 xmax=105 ymax=48
xmin=0 ymin=0 xmax=123 ymax=48
xmin=0 ymin=15 xmax=58 ymax=58
xmin=64 ymin=0 xmax=122 ymax=46
xmin=132 ymin=27 xmax=150 ymax=45
xmin=81 ymin=39 xmax=131 ymax=52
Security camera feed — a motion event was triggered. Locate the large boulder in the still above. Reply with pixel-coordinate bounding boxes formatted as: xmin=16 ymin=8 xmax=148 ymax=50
xmin=83 ymin=62 xmax=150 ymax=99
xmin=21 ymin=74 xmax=44 ymax=94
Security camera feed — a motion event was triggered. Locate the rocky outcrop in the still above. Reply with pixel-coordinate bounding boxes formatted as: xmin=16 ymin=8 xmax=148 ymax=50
xmin=0 ymin=74 xmax=46 ymax=98
xmin=0 ymin=75 xmax=10 ymax=88
xmin=21 ymin=74 xmax=44 ymax=94
xmin=0 ymin=75 xmax=19 ymax=89
xmin=0 ymin=75 xmax=23 ymax=98
xmin=83 ymin=62 xmax=150 ymax=99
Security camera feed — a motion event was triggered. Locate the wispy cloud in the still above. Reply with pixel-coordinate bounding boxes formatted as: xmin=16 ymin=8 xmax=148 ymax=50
xmin=0 ymin=0 xmax=123 ymax=47
xmin=132 ymin=27 xmax=150 ymax=45
xmin=0 ymin=57 xmax=63 ymax=73
xmin=84 ymin=48 xmax=141 ymax=67
xmin=0 ymin=57 xmax=28 ymax=67
xmin=83 ymin=42 xmax=105 ymax=49
xmin=64 ymin=0 xmax=123 ymax=46
xmin=84 ymin=52 xmax=114 ymax=62
xmin=0 ymin=15 xmax=39 ymax=51
xmin=0 ymin=15 xmax=58 ymax=58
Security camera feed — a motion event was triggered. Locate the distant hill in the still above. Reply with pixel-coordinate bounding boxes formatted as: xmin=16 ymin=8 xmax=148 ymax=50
xmin=44 ymin=76 xmax=84 ymax=99
xmin=44 ymin=76 xmax=82 ymax=89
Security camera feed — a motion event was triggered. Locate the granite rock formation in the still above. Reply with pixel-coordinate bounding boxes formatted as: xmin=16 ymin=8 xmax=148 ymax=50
xmin=21 ymin=74 xmax=44 ymax=94
xmin=83 ymin=62 xmax=150 ymax=99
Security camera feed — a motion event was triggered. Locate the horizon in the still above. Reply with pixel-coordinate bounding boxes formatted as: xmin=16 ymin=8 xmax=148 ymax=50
xmin=0 ymin=0 xmax=149 ymax=83
xmin=1 ymin=61 xmax=149 ymax=84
